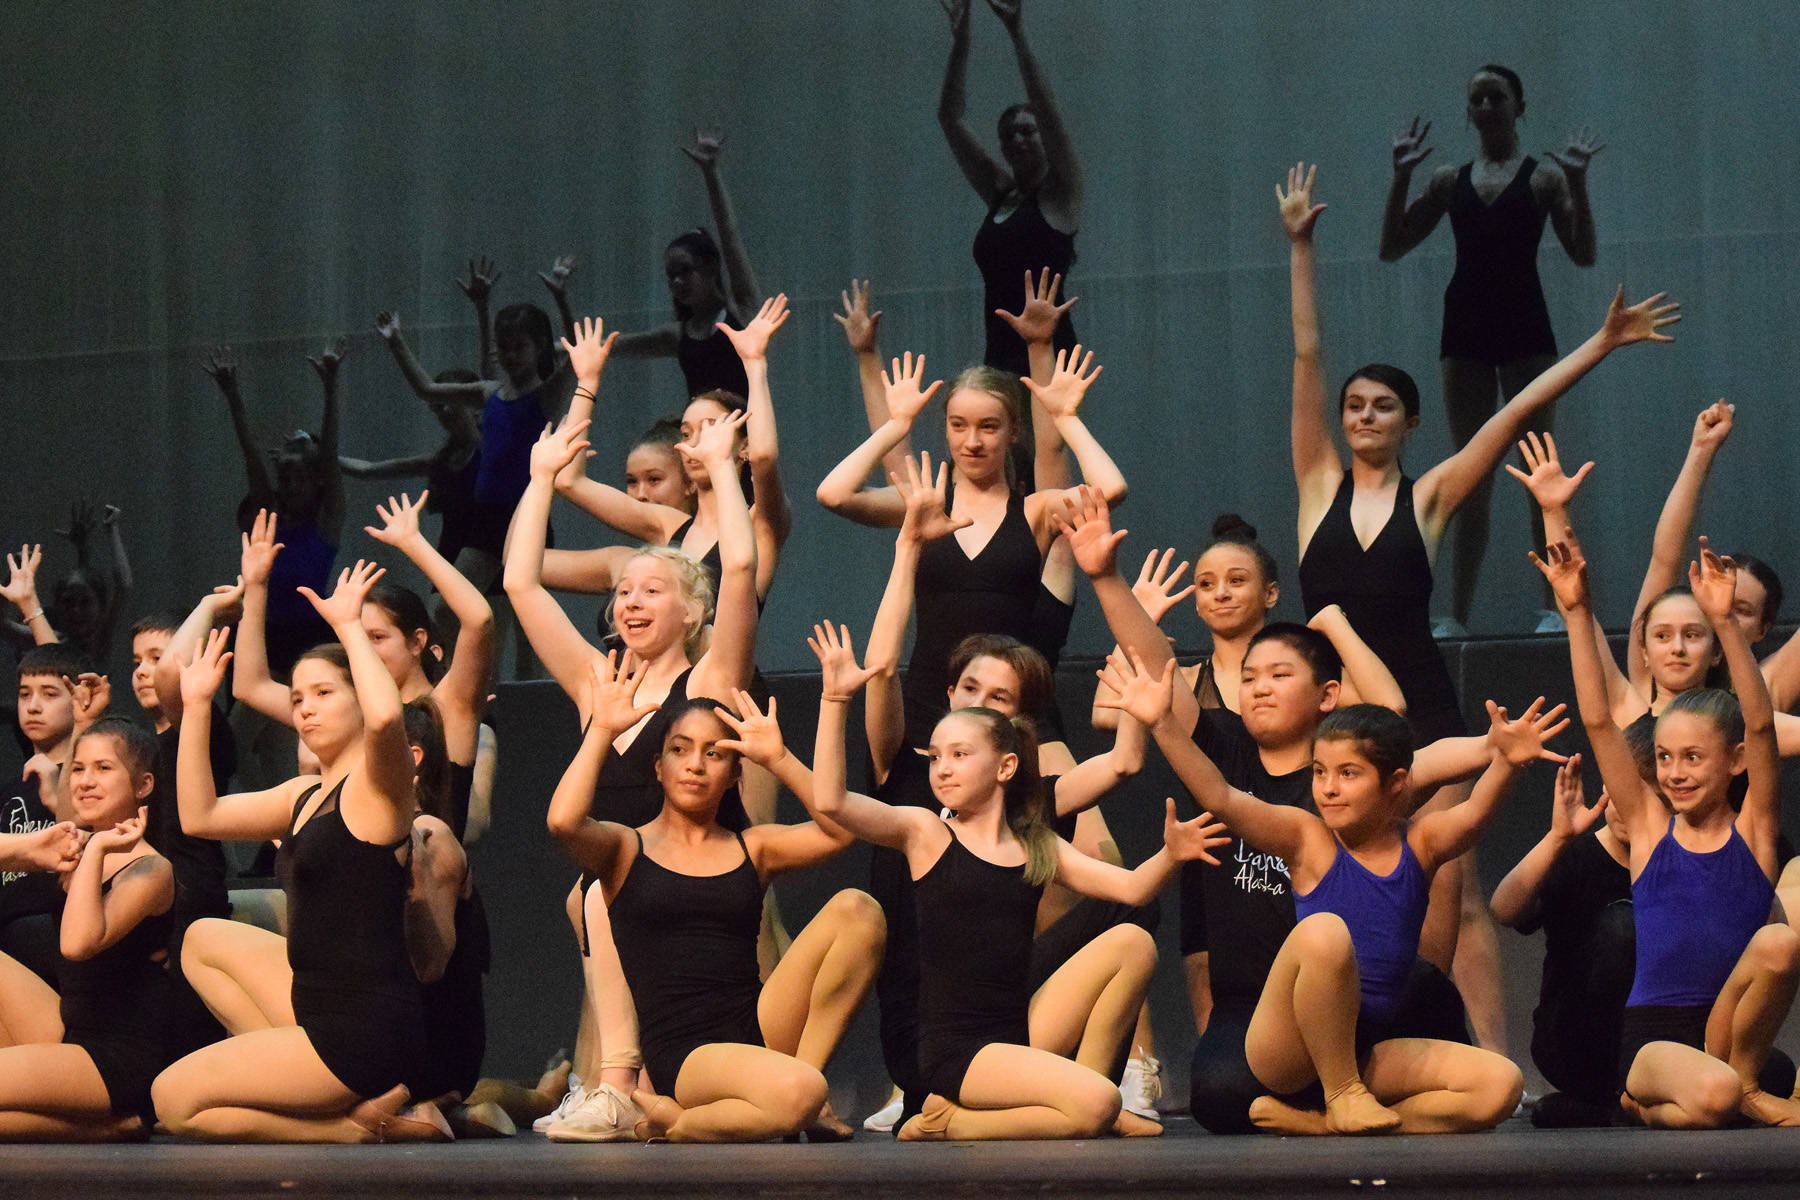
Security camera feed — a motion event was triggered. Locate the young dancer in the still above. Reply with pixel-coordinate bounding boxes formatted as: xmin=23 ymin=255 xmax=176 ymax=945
xmin=545 ymin=655 xmax=882 ymax=1142
xmin=1538 ymin=531 xmax=1800 ymax=1127
xmin=803 ymin=621 xmax=1227 ymax=1140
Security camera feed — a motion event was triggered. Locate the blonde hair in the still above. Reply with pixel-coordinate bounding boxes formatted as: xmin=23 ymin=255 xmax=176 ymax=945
xmin=608 ymin=545 xmax=716 ymax=657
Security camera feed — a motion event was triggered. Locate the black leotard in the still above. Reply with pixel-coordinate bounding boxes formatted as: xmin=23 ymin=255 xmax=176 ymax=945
xmin=589 ymin=668 xmax=748 ymax=831
xmin=905 ymin=483 xmax=1047 ymax=743
xmin=972 ymin=193 xmax=1077 ymax=380
xmin=1297 ymin=473 xmax=1466 ymax=741
xmin=426 ymin=442 xmax=482 ymax=566
xmin=417 ymin=882 xmax=489 ymax=1102
xmin=1441 ymin=158 xmax=1558 ymax=365
xmin=609 ymin=828 xmax=765 ymax=1093
xmin=283 ymin=779 xmax=426 ymax=1099
xmin=914 ymin=827 xmax=1044 ymax=1101
xmin=59 ymin=860 xmax=176 ymax=1124
xmin=678 ymin=318 xmax=749 ymax=400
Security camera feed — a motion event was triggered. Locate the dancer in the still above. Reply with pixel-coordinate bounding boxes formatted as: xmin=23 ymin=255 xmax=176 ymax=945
xmin=546 ymin=655 xmax=882 ymax=1142
xmin=1 ymin=544 xmax=57 ymax=649
xmin=1100 ymin=652 xmax=1532 ymax=1134
xmin=154 ymin=563 xmax=442 ymax=1143
xmin=1540 ymin=530 xmax=1800 ymax=1127
xmin=0 ymin=718 xmax=175 ymax=1140
xmin=805 ymin=622 xmax=1226 ymax=1140
xmin=1380 ymin=66 xmax=1601 ymax=626
xmin=44 ymin=501 xmax=133 ymax=668
xmin=609 ymin=131 xmax=761 ymax=399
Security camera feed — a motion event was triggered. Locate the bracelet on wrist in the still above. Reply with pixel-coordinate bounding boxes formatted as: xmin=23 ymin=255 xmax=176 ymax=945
xmin=821 ymin=694 xmax=853 ymax=704
xmin=23 ymin=608 xmax=43 ymax=624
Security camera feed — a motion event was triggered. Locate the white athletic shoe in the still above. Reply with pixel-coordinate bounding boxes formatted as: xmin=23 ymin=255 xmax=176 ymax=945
xmin=1119 ymin=1051 xmax=1164 ymax=1121
xmin=862 ymin=1093 xmax=905 ymax=1133
xmin=545 ymin=1082 xmax=645 ymax=1143
xmin=532 ymin=1077 xmax=585 ymax=1133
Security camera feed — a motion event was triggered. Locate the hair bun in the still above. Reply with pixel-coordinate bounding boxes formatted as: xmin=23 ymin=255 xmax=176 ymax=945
xmin=1211 ymin=513 xmax=1257 ymax=542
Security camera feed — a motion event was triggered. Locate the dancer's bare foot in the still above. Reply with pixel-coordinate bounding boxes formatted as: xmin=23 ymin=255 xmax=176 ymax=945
xmin=1112 ymin=1108 xmax=1163 ymax=1137
xmin=1324 ymin=1082 xmax=1402 ymax=1135
xmin=1740 ymin=1087 xmax=1800 ymax=1127
xmin=632 ymin=1090 xmax=683 ymax=1142
xmin=805 ymin=1098 xmax=855 ymax=1142
xmin=896 ymin=1093 xmax=957 ymax=1141
xmin=1248 ymin=1094 xmax=1330 ymax=1135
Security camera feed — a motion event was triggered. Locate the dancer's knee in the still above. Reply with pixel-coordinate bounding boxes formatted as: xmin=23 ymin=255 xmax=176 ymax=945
xmin=823 ymin=888 xmax=887 ymax=948
xmin=1468 ymin=1054 xmax=1525 ymax=1128
xmin=761 ymin=1061 xmax=828 ymax=1130
xmin=150 ymin=1064 xmax=200 ymax=1134
xmin=1064 ymin=1073 xmax=1122 ymax=1138
xmin=1689 ymin=1064 xmax=1745 ymax=1127
xmin=1290 ymin=911 xmax=1353 ymax=959
xmin=1746 ymin=923 xmax=1800 ymax=979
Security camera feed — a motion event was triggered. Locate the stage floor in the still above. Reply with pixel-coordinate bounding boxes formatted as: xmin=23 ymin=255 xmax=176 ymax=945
xmin=7 ymin=1117 xmax=1800 ymax=1200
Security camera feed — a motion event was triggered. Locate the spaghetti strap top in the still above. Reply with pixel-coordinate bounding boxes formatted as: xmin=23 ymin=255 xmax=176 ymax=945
xmin=1442 ymin=157 xmax=1557 ymax=364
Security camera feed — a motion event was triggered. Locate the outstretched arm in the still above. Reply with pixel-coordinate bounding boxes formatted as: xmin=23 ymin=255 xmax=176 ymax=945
xmin=177 ymin=627 xmax=297 ymax=840
xmin=718 ymin=294 xmax=794 ymax=580
xmin=1050 ymin=799 xmax=1227 ymax=907
xmin=538 ymin=255 xmax=580 ymax=343
xmin=1411 ymin=699 xmax=1551 ymax=871
xmin=546 ymin=654 xmax=656 ymax=874
xmin=1490 ymin=754 xmax=1605 ymax=928
xmin=306 ymin=338 xmax=348 ymax=542
xmin=994 ymin=0 xmax=1083 ymax=221
xmin=373 ymin=312 xmax=494 ymax=405
xmin=1280 ymin=164 xmax=1344 ymax=529
xmin=0 ymin=545 xmax=56 ymax=646
xmin=1309 ymin=604 xmax=1405 ymax=713
xmin=1543 ymin=131 xmax=1602 ymax=267
xmin=202 ymin=348 xmax=275 ymax=503
xmin=1417 ymin=288 xmax=1681 ymax=536
xmin=1692 ymin=544 xmax=1780 ymax=870
xmin=154 ymin=579 xmax=243 ymax=726
xmin=936 ymin=0 xmax=1007 ymax=207
xmin=503 ymin=422 xmax=604 ymax=713
xmin=835 ymin=280 xmax=911 ymax=479
xmin=1021 ymin=345 xmax=1127 ymax=519
xmin=684 ymin=411 xmax=760 ymax=701
xmin=683 ymin=131 xmax=760 ymax=318
xmin=454 ymin=257 xmax=500 ymax=380
xmin=716 ymin=686 xmax=857 ymax=874
xmin=232 ymin=510 xmax=296 ymax=724
xmin=815 ymin=352 xmax=940 ymax=527
xmin=1378 ymin=120 xmax=1451 ymax=261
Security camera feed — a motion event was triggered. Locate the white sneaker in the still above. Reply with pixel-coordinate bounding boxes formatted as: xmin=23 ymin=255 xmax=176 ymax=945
xmin=1119 ymin=1052 xmax=1164 ymax=1121
xmin=862 ymin=1093 xmax=904 ymax=1133
xmin=532 ymin=1078 xmax=585 ymax=1133
xmin=546 ymin=1082 xmax=644 ymax=1143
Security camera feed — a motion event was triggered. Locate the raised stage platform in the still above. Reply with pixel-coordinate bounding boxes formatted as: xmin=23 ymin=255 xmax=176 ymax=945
xmin=6 ymin=1117 xmax=1800 ymax=1200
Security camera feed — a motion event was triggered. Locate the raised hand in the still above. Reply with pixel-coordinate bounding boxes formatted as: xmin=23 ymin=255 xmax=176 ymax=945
xmin=454 ymin=257 xmax=500 ymax=305
xmin=1598 ymin=286 xmax=1680 ymax=348
xmin=681 ymin=127 xmax=725 ymax=170
xmin=1691 ymin=399 xmax=1734 ymax=452
xmin=539 ymin=254 xmax=577 ymax=298
xmin=21 ymin=822 xmax=82 ymax=874
xmin=1276 ymin=161 xmax=1328 ymax=241
xmin=677 ymin=408 xmax=749 ymax=471
xmin=715 ymin=688 xmax=787 ymax=766
xmin=985 ymin=0 xmax=1023 ymax=33
xmin=587 ymin=651 xmax=658 ymax=735
xmin=239 ymin=509 xmax=284 ymax=586
xmin=179 ymin=625 xmax=235 ymax=707
xmin=209 ymin=575 xmax=247 ymax=620
xmin=1484 ymin=696 xmax=1571 ymax=766
xmin=881 ymin=352 xmax=943 ymax=426
xmin=1504 ymin=431 xmax=1594 ymax=513
xmin=833 ymin=279 xmax=883 ymax=354
xmin=1689 ymin=535 xmax=1738 ymax=625
xmin=57 ymin=499 xmax=96 ymax=548
xmin=374 ymin=311 xmax=401 ymax=342
xmin=1550 ymin=753 xmax=1606 ymax=840
xmin=1391 ymin=115 xmax=1433 ymax=173
xmin=298 ymin=559 xmax=386 ymax=630
xmin=530 ymin=418 xmax=592 ymax=480
xmin=938 ymin=0 xmax=970 ymax=31
xmin=87 ymin=807 xmax=149 ymax=856
xmin=1549 ymin=127 xmax=1604 ymax=181
xmin=1054 ymin=484 xmax=1127 ymax=579
xmin=200 ymin=346 xmax=239 ymax=389
xmin=1 ymin=544 xmax=43 ymax=608
xmin=894 ymin=452 xmax=974 ymax=545
xmin=1132 ymin=547 xmax=1195 ymax=624
xmin=100 ymin=504 xmax=122 ymax=529
xmin=807 ymin=622 xmax=882 ymax=702
xmin=995 ymin=267 xmax=1078 ymax=345
xmin=1094 ymin=648 xmax=1177 ymax=730
xmin=1021 ymin=345 xmax=1102 ymax=419
xmin=1164 ymin=798 xmax=1231 ymax=866
xmin=719 ymin=293 xmax=790 ymax=362
xmin=307 ymin=336 xmax=349 ymax=385
xmin=1529 ymin=533 xmax=1591 ymax=612
xmin=560 ymin=317 xmax=618 ymax=381
xmin=366 ymin=492 xmax=428 ymax=548
xmin=70 ymin=671 xmax=111 ymax=730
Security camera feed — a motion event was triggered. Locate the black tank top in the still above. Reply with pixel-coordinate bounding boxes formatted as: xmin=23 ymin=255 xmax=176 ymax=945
xmin=609 ymin=828 xmax=764 ymax=1072
xmin=972 ymin=193 xmax=1078 ymax=379
xmin=1297 ymin=474 xmax=1464 ymax=739
xmin=58 ymin=860 xmax=174 ymax=1037
xmin=589 ymin=668 xmax=749 ymax=831
xmin=282 ymin=779 xmax=415 ymax=994
xmin=678 ymin=319 xmax=749 ymax=400
xmin=914 ymin=829 xmax=1044 ymax=1050
xmin=1441 ymin=157 xmax=1557 ymax=363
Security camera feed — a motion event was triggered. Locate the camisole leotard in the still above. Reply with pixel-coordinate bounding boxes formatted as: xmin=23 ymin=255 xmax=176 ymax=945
xmin=678 ymin=317 xmax=749 ymax=400
xmin=972 ymin=192 xmax=1077 ymax=380
xmin=1293 ymin=831 xmax=1430 ymax=1025
xmin=1441 ymin=157 xmax=1557 ymax=365
xmin=588 ymin=668 xmax=748 ymax=831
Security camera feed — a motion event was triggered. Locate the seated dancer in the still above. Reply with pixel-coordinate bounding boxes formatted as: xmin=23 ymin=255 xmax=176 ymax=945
xmin=856 ymin=457 xmax=1158 ymax=1131
xmin=0 ymin=718 xmax=174 ymax=1140
xmin=546 ymin=654 xmax=883 ymax=1142
xmin=1102 ymin=652 xmax=1537 ymax=1134
xmin=804 ymin=621 xmax=1227 ymax=1140
xmin=503 ymin=412 xmax=759 ymax=1139
xmin=154 ymin=564 xmax=444 ymax=1143
xmin=1540 ymin=532 xmax=1800 ymax=1127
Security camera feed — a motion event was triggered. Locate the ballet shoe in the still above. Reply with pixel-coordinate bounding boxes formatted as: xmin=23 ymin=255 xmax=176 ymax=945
xmin=631 ymin=1089 xmax=683 ymax=1142
xmin=536 ymin=1056 xmax=572 ymax=1097
xmin=1323 ymin=1082 xmax=1402 ymax=1135
xmin=450 ymin=1100 xmax=517 ymax=1138
xmin=1248 ymin=1094 xmax=1330 ymax=1135
xmin=804 ymin=1099 xmax=855 ymax=1143
xmin=349 ymin=1087 xmax=454 ymax=1143
xmin=1739 ymin=1087 xmax=1800 ymax=1127
xmin=1111 ymin=1108 xmax=1163 ymax=1138
xmin=896 ymin=1094 xmax=957 ymax=1141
